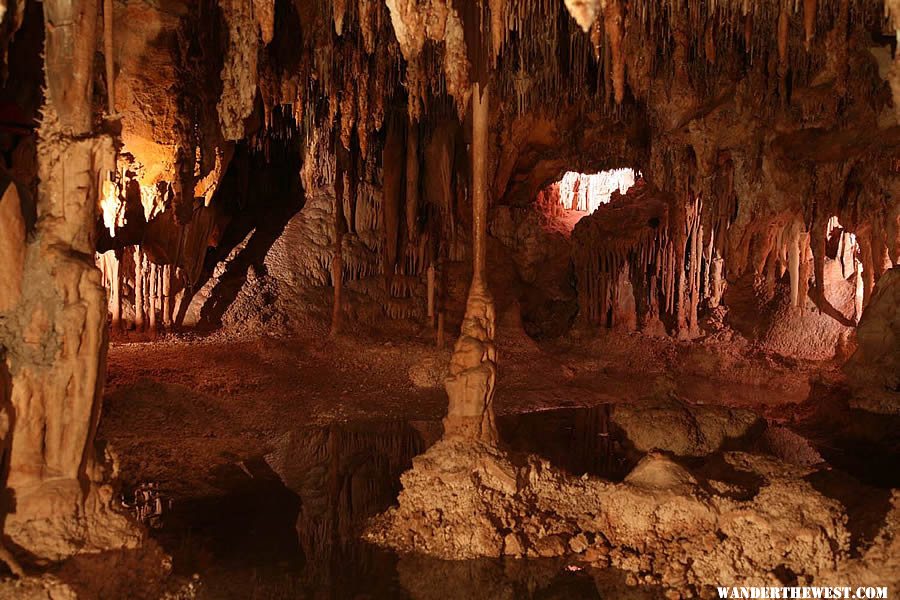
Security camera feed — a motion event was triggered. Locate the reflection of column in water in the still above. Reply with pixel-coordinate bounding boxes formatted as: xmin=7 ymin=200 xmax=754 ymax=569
xmin=571 ymin=405 xmax=615 ymax=478
xmin=269 ymin=422 xmax=425 ymax=588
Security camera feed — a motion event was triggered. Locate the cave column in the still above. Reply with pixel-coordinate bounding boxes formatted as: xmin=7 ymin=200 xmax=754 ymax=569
xmin=426 ymin=264 xmax=435 ymax=320
xmin=788 ymin=219 xmax=804 ymax=308
xmin=442 ymin=81 xmax=498 ymax=445
xmin=0 ymin=0 xmax=138 ymax=559
xmin=135 ymin=248 xmax=145 ymax=331
xmin=149 ymin=262 xmax=159 ymax=335
xmin=162 ymin=264 xmax=172 ymax=328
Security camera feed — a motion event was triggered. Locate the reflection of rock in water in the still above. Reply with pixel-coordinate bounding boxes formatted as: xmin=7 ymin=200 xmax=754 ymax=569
xmin=266 ymin=420 xmax=425 ymax=586
xmin=397 ymin=555 xmax=662 ymax=600
xmin=499 ymin=405 xmax=627 ymax=479
xmin=367 ymin=436 xmax=897 ymax=594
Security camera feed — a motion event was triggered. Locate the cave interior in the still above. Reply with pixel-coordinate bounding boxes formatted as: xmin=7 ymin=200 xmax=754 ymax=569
xmin=0 ymin=0 xmax=899 ymax=597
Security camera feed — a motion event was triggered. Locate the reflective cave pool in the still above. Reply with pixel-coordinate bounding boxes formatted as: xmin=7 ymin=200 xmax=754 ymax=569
xmin=130 ymin=406 xmax=667 ymax=599
xmin=129 ymin=402 xmax=899 ymax=599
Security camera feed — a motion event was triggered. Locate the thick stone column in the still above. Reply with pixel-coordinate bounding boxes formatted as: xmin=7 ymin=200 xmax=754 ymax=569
xmin=0 ymin=0 xmax=139 ymax=560
xmin=442 ymin=82 xmax=498 ymax=445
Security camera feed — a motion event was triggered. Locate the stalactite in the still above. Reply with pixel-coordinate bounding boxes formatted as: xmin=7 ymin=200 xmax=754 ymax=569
xmin=333 ymin=0 xmax=347 ymax=35
xmin=604 ymin=0 xmax=625 ymax=104
xmin=134 ymin=247 xmax=145 ymax=331
xmin=382 ymin=116 xmax=404 ymax=284
xmin=858 ymin=229 xmax=875 ymax=310
xmin=489 ymin=0 xmax=507 ymax=62
xmin=744 ymin=11 xmax=753 ymax=52
xmin=103 ymin=0 xmax=115 ymax=115
xmin=218 ymin=0 xmax=260 ymax=140
xmin=332 ymin=152 xmax=347 ymax=336
xmin=833 ymin=0 xmax=850 ymax=95
xmin=148 ymin=262 xmax=158 ymax=335
xmin=108 ymin=250 xmax=122 ymax=330
xmin=777 ymin=6 xmax=790 ymax=98
xmin=359 ymin=0 xmax=376 ymax=53
xmin=803 ymin=0 xmax=816 ymax=51
xmin=162 ymin=264 xmax=172 ymax=328
xmin=798 ymin=232 xmax=812 ymax=309
xmin=787 ymin=219 xmax=802 ymax=308
xmin=590 ymin=18 xmax=602 ymax=61
xmin=340 ymin=54 xmax=358 ymax=152
xmin=810 ymin=218 xmax=827 ymax=306
xmin=405 ymin=122 xmax=419 ymax=242
xmin=357 ymin=61 xmax=370 ymax=160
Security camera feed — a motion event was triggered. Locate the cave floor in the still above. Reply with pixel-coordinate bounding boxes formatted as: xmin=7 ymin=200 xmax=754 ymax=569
xmin=101 ymin=319 xmax=829 ymax=499
xmin=98 ymin=320 xmax=858 ymax=598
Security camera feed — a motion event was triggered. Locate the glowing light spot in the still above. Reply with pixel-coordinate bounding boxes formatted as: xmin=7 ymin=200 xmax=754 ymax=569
xmin=140 ymin=184 xmax=163 ymax=222
xmin=558 ymin=168 xmax=636 ymax=213
xmin=100 ymin=178 xmax=125 ymax=237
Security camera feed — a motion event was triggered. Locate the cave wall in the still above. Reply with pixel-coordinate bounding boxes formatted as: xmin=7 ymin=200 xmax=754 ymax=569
xmin=69 ymin=0 xmax=900 ymax=352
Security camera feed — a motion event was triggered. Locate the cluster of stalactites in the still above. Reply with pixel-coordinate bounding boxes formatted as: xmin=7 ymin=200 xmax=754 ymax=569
xmin=235 ymin=0 xmax=887 ymax=152
xmin=383 ymin=0 xmax=473 ymax=119
xmin=750 ymin=212 xmax=897 ymax=320
xmin=573 ymin=163 xmax=900 ymax=339
xmin=255 ymin=0 xmax=399 ymax=162
xmin=496 ymin=0 xmax=837 ymax=116
xmin=572 ymin=181 xmax=729 ymax=339
xmin=96 ymin=247 xmax=184 ymax=335
xmin=299 ymin=112 xmax=462 ymax=325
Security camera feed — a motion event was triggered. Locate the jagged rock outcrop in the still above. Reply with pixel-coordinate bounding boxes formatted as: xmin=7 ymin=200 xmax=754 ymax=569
xmin=846 ymin=266 xmax=900 ymax=413
xmin=366 ymin=441 xmax=866 ymax=593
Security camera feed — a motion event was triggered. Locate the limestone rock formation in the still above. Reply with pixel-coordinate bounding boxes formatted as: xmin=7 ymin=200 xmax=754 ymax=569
xmin=846 ymin=266 xmax=900 ymax=413
xmin=365 ymin=440 xmax=864 ymax=593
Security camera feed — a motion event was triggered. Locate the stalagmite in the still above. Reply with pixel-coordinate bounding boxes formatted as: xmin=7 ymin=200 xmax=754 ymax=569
xmin=443 ymin=82 xmax=497 ymax=444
